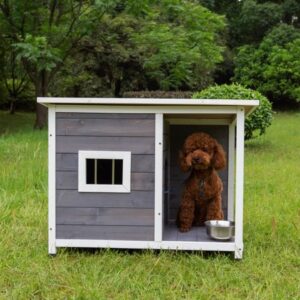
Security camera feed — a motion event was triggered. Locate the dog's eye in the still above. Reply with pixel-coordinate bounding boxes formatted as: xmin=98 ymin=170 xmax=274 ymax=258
xmin=202 ymin=146 xmax=208 ymax=152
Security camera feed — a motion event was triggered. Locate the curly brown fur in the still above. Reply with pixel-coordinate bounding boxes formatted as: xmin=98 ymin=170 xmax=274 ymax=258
xmin=177 ymin=132 xmax=226 ymax=232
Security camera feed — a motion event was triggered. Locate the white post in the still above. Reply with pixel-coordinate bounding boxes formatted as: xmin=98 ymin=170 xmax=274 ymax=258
xmin=155 ymin=113 xmax=164 ymax=241
xmin=234 ymin=108 xmax=245 ymax=259
xmin=227 ymin=120 xmax=236 ymax=221
xmin=48 ymin=105 xmax=57 ymax=255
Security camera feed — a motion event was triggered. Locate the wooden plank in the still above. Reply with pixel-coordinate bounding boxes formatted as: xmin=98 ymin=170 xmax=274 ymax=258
xmin=56 ymin=225 xmax=154 ymax=241
xmin=56 ymin=113 xmax=155 ymax=119
xmin=131 ymin=155 xmax=155 ymax=173
xmin=56 ymin=171 xmax=154 ymax=191
xmin=38 ymin=97 xmax=259 ymax=111
xmin=56 ymin=118 xmax=155 ymax=137
xmin=155 ymin=113 xmax=164 ymax=241
xmin=131 ymin=173 xmax=154 ymax=191
xmin=48 ymin=106 xmax=56 ymax=255
xmin=56 ymin=153 xmax=155 ymax=173
xmin=163 ymin=224 xmax=218 ymax=242
xmin=235 ymin=108 xmax=245 ymax=259
xmin=56 ymin=136 xmax=155 ymax=154
xmin=56 ymin=207 xmax=154 ymax=226
xmin=56 ymin=190 xmax=154 ymax=208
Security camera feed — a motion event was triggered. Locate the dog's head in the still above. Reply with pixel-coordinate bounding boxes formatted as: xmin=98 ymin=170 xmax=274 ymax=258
xmin=179 ymin=132 xmax=226 ymax=172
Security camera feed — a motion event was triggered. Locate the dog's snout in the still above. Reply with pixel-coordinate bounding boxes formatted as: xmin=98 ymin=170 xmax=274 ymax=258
xmin=193 ymin=157 xmax=202 ymax=163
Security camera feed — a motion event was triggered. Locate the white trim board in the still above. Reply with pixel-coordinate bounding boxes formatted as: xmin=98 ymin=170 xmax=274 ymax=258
xmin=48 ymin=105 xmax=56 ymax=255
xmin=38 ymin=98 xmax=259 ymax=116
xmin=54 ymin=105 xmax=241 ymax=115
xmin=56 ymin=239 xmax=236 ymax=252
xmin=154 ymin=114 xmax=164 ymax=241
xmin=38 ymin=97 xmax=259 ymax=107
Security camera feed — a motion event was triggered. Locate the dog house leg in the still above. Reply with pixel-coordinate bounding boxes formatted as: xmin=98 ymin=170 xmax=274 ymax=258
xmin=234 ymin=246 xmax=243 ymax=259
xmin=48 ymin=106 xmax=57 ymax=256
xmin=234 ymin=108 xmax=245 ymax=260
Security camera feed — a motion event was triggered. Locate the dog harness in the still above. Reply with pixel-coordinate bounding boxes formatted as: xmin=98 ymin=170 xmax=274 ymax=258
xmin=199 ymin=179 xmax=206 ymax=198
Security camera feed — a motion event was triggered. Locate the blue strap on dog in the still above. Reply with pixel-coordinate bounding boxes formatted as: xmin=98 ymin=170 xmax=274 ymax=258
xmin=199 ymin=179 xmax=206 ymax=198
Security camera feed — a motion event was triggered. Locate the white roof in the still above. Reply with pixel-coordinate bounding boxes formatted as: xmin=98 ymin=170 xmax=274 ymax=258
xmin=38 ymin=97 xmax=259 ymax=115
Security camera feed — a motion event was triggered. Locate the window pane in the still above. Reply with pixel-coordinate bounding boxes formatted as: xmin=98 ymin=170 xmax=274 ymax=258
xmin=114 ymin=159 xmax=123 ymax=184
xmin=86 ymin=159 xmax=95 ymax=184
xmin=97 ymin=159 xmax=113 ymax=184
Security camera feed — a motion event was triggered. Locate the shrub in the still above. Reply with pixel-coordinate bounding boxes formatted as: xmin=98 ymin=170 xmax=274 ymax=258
xmin=233 ymin=24 xmax=300 ymax=106
xmin=192 ymin=84 xmax=273 ymax=140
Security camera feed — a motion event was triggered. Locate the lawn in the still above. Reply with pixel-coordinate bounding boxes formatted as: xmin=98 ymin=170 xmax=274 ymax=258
xmin=0 ymin=110 xmax=299 ymax=299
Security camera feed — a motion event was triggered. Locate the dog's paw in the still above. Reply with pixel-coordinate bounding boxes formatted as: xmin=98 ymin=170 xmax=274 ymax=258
xmin=179 ymin=226 xmax=191 ymax=233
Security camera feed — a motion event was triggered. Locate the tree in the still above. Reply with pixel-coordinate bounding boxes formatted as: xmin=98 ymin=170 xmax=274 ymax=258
xmin=0 ymin=0 xmax=113 ymax=128
xmin=52 ymin=0 xmax=226 ymax=96
xmin=132 ymin=0 xmax=226 ymax=90
xmin=234 ymin=24 xmax=300 ymax=106
xmin=233 ymin=0 xmax=283 ymax=45
xmin=0 ymin=41 xmax=29 ymax=114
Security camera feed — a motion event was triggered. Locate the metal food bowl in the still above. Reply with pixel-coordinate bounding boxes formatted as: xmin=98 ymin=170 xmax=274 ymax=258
xmin=205 ymin=220 xmax=235 ymax=241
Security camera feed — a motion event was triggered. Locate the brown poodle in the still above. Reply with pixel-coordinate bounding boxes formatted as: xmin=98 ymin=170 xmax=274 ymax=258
xmin=177 ymin=132 xmax=226 ymax=232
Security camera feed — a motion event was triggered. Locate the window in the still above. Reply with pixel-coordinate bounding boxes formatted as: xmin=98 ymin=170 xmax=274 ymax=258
xmin=78 ymin=151 xmax=131 ymax=193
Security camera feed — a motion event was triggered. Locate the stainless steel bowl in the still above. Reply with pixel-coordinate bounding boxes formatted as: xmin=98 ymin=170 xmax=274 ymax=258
xmin=205 ymin=220 xmax=235 ymax=241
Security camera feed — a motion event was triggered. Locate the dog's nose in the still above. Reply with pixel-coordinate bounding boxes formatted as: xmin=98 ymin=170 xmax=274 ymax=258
xmin=193 ymin=157 xmax=202 ymax=163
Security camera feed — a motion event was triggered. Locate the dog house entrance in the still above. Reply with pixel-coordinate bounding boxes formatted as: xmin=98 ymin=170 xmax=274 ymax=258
xmin=162 ymin=117 xmax=231 ymax=242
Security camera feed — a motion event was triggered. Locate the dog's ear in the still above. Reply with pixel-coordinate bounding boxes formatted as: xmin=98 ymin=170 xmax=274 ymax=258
xmin=212 ymin=142 xmax=226 ymax=170
xmin=179 ymin=150 xmax=191 ymax=172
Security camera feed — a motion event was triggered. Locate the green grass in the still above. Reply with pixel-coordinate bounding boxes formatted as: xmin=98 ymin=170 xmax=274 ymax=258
xmin=0 ymin=110 xmax=299 ymax=299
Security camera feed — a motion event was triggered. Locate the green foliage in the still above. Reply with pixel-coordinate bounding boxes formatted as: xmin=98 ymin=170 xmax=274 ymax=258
xmin=54 ymin=1 xmax=226 ymax=96
xmin=131 ymin=0 xmax=226 ymax=90
xmin=14 ymin=35 xmax=62 ymax=72
xmin=234 ymin=24 xmax=300 ymax=105
xmin=123 ymin=90 xmax=192 ymax=98
xmin=192 ymin=84 xmax=273 ymax=140
xmin=234 ymin=0 xmax=283 ymax=44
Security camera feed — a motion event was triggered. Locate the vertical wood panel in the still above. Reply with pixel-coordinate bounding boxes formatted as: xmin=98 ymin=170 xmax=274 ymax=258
xmin=49 ymin=106 xmax=56 ymax=255
xmin=235 ymin=109 xmax=245 ymax=259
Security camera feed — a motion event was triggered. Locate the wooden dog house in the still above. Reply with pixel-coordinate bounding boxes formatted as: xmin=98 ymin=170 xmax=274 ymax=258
xmin=38 ymin=97 xmax=258 ymax=259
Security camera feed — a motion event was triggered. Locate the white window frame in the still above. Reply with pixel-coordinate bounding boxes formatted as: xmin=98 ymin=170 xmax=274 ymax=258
xmin=78 ymin=150 xmax=131 ymax=193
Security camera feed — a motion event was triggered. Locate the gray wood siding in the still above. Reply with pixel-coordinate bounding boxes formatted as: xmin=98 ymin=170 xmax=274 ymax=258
xmin=56 ymin=112 xmax=155 ymax=241
xmin=56 ymin=208 xmax=154 ymax=226
xmin=56 ymin=113 xmax=155 ymax=119
xmin=56 ymin=136 xmax=155 ymax=154
xmin=56 ymin=118 xmax=155 ymax=137
xmin=168 ymin=125 xmax=229 ymax=221
xmin=56 ymin=190 xmax=154 ymax=208
xmin=56 ymin=225 xmax=154 ymax=240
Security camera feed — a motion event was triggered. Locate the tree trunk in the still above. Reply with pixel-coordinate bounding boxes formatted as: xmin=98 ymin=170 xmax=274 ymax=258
xmin=114 ymin=79 xmax=122 ymax=98
xmin=9 ymin=99 xmax=16 ymax=115
xmin=35 ymin=102 xmax=48 ymax=129
xmin=34 ymin=71 xmax=48 ymax=129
